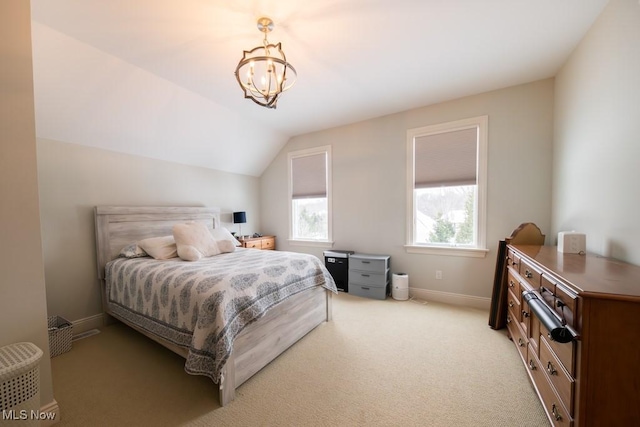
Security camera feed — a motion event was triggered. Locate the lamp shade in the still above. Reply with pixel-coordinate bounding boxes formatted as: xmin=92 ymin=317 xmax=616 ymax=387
xmin=233 ymin=211 xmax=247 ymax=224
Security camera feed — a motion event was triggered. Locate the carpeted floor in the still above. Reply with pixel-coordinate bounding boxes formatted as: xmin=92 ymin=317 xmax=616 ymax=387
xmin=51 ymin=293 xmax=549 ymax=426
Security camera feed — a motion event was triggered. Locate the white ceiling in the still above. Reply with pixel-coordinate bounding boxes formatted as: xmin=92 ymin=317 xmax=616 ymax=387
xmin=30 ymin=0 xmax=609 ymax=177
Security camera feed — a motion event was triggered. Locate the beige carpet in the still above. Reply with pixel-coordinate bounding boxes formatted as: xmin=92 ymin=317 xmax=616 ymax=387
xmin=51 ymin=293 xmax=549 ymax=426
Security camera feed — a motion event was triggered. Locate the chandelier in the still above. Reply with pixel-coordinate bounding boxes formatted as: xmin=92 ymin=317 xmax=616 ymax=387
xmin=234 ymin=17 xmax=297 ymax=109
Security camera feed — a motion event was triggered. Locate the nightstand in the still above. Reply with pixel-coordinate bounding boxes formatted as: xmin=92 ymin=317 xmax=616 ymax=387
xmin=237 ymin=235 xmax=276 ymax=250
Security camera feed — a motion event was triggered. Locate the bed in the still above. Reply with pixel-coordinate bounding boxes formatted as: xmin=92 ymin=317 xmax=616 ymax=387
xmin=94 ymin=206 xmax=336 ymax=406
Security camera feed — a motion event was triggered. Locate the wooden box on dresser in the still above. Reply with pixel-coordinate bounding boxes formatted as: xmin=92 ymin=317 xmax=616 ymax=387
xmin=502 ymin=243 xmax=640 ymax=426
xmin=238 ymin=235 xmax=275 ymax=250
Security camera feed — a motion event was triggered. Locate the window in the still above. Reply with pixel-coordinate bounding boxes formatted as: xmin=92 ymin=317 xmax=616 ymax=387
xmin=288 ymin=146 xmax=332 ymax=245
xmin=406 ymin=116 xmax=488 ymax=257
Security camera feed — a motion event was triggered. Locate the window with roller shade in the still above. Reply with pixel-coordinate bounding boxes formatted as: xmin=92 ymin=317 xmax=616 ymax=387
xmin=406 ymin=116 xmax=488 ymax=256
xmin=288 ymin=146 xmax=331 ymax=242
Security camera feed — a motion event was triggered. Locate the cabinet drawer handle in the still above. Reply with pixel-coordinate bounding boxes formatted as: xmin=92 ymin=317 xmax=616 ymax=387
xmin=506 ymin=315 xmax=512 ymax=324
xmin=524 ymin=269 xmax=533 ymax=278
xmin=522 ymin=310 xmax=530 ymax=318
xmin=509 ymin=280 xmax=515 ymax=288
xmin=551 ymin=403 xmax=562 ymax=421
xmin=518 ymin=338 xmax=525 ymax=347
xmin=361 ymin=274 xmax=370 ymax=277
xmin=361 ymin=287 xmax=370 ymax=290
xmin=362 ymin=261 xmax=371 ymax=264
xmin=509 ymin=301 xmax=514 ymax=308
xmin=529 ymin=359 xmax=536 ymax=370
xmin=547 ymin=361 xmax=557 ymax=376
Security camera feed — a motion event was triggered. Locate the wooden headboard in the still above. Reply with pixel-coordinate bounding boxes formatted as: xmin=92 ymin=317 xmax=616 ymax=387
xmin=94 ymin=206 xmax=221 ymax=279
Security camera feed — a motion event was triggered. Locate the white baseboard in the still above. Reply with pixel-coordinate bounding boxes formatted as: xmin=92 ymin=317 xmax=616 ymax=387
xmin=72 ymin=313 xmax=104 ymax=335
xmin=40 ymin=399 xmax=59 ymax=426
xmin=409 ymin=287 xmax=490 ymax=310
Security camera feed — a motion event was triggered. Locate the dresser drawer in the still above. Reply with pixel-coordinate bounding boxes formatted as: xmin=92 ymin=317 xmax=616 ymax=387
xmin=505 ymin=309 xmax=518 ymax=329
xmin=349 ymin=283 xmax=387 ymax=300
xmin=507 ymin=249 xmax=521 ymax=271
xmin=541 ymin=275 xmax=577 ymax=328
xmin=349 ymin=255 xmax=389 ymax=273
xmin=349 ymin=270 xmax=387 ymax=287
xmin=540 ymin=337 xmax=574 ymax=414
xmin=520 ymin=294 xmax=532 ymax=336
xmin=528 ymin=348 xmax=574 ymax=426
xmin=506 ymin=270 xmax=520 ymax=299
xmin=508 ymin=317 xmax=528 ymax=363
xmin=244 ymin=240 xmax=260 ymax=249
xmin=540 ymin=326 xmax=575 ymax=376
xmin=261 ymin=237 xmax=275 ymax=250
xmin=507 ymin=287 xmax=521 ymax=318
xmin=529 ymin=309 xmax=540 ymax=356
xmin=520 ymin=258 xmax=542 ymax=290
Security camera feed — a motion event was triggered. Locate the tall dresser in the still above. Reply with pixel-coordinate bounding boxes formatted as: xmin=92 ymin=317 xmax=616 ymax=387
xmin=497 ymin=226 xmax=640 ymax=426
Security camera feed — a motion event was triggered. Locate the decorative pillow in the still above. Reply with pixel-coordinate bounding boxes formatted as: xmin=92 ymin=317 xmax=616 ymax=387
xmin=118 ymin=243 xmax=148 ymax=258
xmin=173 ymin=222 xmax=221 ymax=261
xmin=211 ymin=227 xmax=241 ymax=248
xmin=137 ymin=235 xmax=178 ymax=260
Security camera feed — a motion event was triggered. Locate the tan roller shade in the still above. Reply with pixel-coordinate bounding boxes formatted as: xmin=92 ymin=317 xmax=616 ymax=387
xmin=414 ymin=127 xmax=477 ymax=188
xmin=292 ymin=153 xmax=327 ymax=199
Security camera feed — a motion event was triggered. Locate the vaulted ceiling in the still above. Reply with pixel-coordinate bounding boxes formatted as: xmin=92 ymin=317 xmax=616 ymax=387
xmin=30 ymin=0 xmax=609 ymax=177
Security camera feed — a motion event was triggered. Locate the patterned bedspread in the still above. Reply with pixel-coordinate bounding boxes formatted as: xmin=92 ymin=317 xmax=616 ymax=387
xmin=105 ymin=248 xmax=337 ymax=382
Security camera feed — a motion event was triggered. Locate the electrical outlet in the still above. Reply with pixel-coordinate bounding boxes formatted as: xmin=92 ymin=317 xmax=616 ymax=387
xmin=436 ymin=270 xmax=442 ymax=280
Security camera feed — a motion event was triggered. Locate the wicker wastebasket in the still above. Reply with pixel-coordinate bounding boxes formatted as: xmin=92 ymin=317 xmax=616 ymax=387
xmin=0 ymin=342 xmax=43 ymax=427
xmin=47 ymin=316 xmax=72 ymax=357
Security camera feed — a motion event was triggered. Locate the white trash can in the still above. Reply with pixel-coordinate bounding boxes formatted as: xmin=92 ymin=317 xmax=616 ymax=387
xmin=392 ymin=273 xmax=409 ymax=301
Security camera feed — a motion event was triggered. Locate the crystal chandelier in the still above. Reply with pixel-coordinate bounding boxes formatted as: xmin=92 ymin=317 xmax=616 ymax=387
xmin=234 ymin=17 xmax=297 ymax=109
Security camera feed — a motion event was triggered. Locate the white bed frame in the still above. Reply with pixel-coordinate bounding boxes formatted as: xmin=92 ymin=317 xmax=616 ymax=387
xmin=94 ymin=206 xmax=332 ymax=406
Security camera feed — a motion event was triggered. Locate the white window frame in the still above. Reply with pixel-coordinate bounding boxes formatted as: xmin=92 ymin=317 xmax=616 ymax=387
xmin=287 ymin=145 xmax=333 ymax=248
xmin=405 ymin=116 xmax=489 ymax=258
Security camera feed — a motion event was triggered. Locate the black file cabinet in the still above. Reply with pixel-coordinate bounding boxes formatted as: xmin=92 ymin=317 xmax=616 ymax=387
xmin=323 ymin=250 xmax=354 ymax=292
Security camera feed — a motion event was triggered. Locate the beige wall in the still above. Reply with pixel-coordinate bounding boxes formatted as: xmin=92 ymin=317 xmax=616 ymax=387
xmin=553 ymin=0 xmax=640 ymax=265
xmin=261 ymin=79 xmax=555 ymax=304
xmin=37 ymin=139 xmax=260 ymax=324
xmin=0 ymin=0 xmax=54 ymax=408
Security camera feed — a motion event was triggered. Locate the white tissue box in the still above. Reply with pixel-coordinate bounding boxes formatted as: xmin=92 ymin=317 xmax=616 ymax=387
xmin=558 ymin=231 xmax=586 ymax=254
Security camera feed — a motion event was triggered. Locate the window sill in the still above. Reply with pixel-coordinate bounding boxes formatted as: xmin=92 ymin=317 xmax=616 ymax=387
xmin=404 ymin=245 xmax=489 ymax=258
xmin=288 ymin=239 xmax=334 ymax=249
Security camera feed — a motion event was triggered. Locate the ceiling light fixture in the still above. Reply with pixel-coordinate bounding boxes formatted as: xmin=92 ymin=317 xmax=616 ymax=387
xmin=234 ymin=17 xmax=297 ymax=109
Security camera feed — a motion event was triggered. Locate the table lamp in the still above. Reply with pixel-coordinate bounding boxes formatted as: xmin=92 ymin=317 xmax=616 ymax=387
xmin=233 ymin=211 xmax=247 ymax=237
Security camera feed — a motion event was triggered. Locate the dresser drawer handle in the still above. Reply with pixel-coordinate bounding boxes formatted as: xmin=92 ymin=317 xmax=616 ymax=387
xmin=524 ymin=269 xmax=533 ymax=278
xmin=506 ymin=315 xmax=512 ymax=324
xmin=509 ymin=280 xmax=515 ymax=288
xmin=547 ymin=361 xmax=557 ymax=376
xmin=509 ymin=301 xmax=514 ymax=308
xmin=528 ymin=359 xmax=536 ymax=370
xmin=551 ymin=403 xmax=562 ymax=421
xmin=518 ymin=338 xmax=525 ymax=347
xmin=522 ymin=310 xmax=530 ymax=318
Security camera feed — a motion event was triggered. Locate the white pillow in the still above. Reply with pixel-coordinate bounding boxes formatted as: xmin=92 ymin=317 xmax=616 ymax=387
xmin=211 ymin=227 xmax=241 ymax=248
xmin=173 ymin=222 xmax=221 ymax=261
xmin=137 ymin=235 xmax=178 ymax=260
